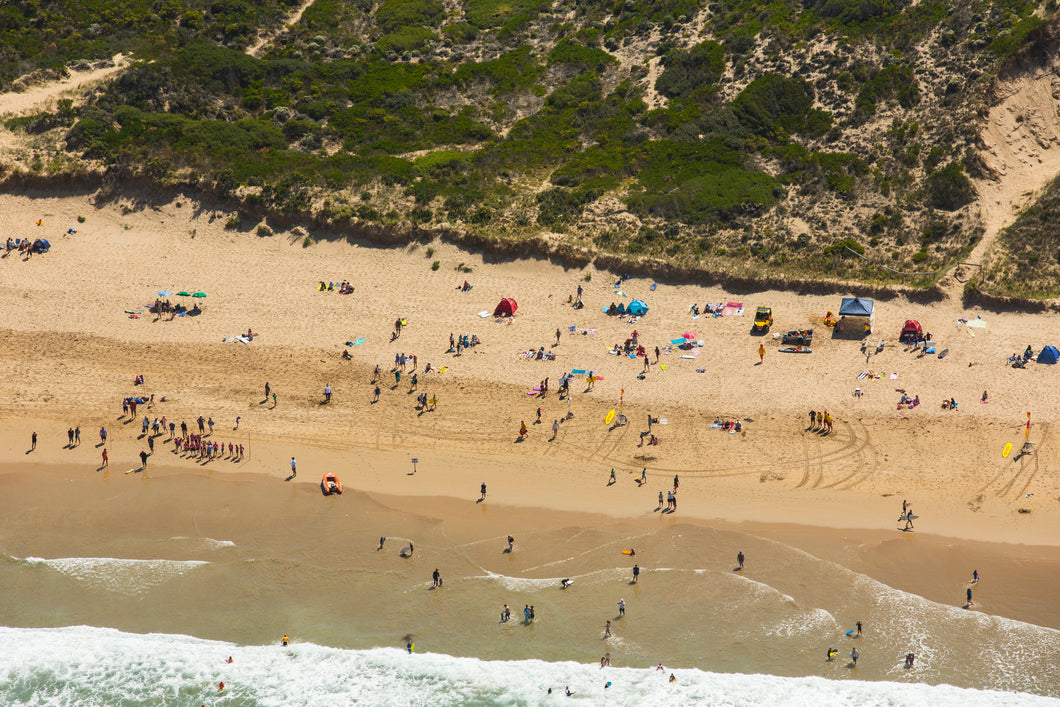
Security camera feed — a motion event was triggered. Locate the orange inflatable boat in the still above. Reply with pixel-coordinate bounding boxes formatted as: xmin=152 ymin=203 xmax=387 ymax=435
xmin=321 ymin=473 xmax=342 ymax=495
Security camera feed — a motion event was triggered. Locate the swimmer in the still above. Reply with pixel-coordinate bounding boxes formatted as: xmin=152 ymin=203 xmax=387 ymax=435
xmin=281 ymin=634 xmax=289 ymax=646
xmin=218 ymin=682 xmax=225 ymax=691
xmin=565 ymin=686 xmax=574 ymax=696
xmin=656 ymin=663 xmax=664 ymax=671
xmin=905 ymin=652 xmax=915 ymax=668
xmin=225 ymin=656 xmax=233 ymax=664
xmin=669 ymin=673 xmax=676 ymax=683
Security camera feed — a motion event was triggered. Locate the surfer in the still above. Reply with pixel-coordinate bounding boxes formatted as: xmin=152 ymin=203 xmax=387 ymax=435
xmin=561 ymin=578 xmax=573 ymax=589
xmin=625 ymin=548 xmax=636 ymax=557
xmin=401 ymin=542 xmax=414 ymax=557
xmin=827 ymin=648 xmax=837 ymax=661
xmin=669 ymin=674 xmax=676 ymax=683
xmin=378 ymin=537 xmax=386 ymax=551
xmin=905 ymin=652 xmax=915 ymax=668
xmin=904 ymin=510 xmax=914 ymax=530
xmin=856 ymin=621 xmax=862 ymax=637
xmin=225 ymin=657 xmax=233 ymax=664
xmin=218 ymin=682 xmax=225 ymax=691
xmin=281 ymin=634 xmax=289 ymax=646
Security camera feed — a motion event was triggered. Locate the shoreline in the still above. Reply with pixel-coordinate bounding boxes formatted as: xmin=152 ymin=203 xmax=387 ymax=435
xmin=3 ymin=455 xmax=1059 ymax=634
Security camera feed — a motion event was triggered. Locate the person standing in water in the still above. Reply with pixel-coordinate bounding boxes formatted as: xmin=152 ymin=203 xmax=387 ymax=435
xmin=737 ymin=551 xmax=745 ymax=570
xmin=851 ymin=647 xmax=859 ymax=666
xmin=632 ymin=564 xmax=640 ymax=583
xmin=856 ymin=620 xmax=862 ymax=637
xmin=618 ymin=599 xmax=625 ymax=617
xmin=281 ymin=634 xmax=289 ymax=646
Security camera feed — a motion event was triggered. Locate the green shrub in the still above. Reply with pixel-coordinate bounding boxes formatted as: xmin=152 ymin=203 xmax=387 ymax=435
xmin=443 ymin=22 xmax=478 ymax=43
xmin=823 ymin=237 xmax=865 ymax=256
xmin=432 ymin=260 xmax=441 ymax=270
xmin=303 ymin=235 xmax=313 ymax=247
xmin=855 ymin=65 xmax=919 ymax=119
xmin=375 ymin=0 xmax=445 ymax=33
xmin=77 ymin=215 xmax=86 ymax=223
xmin=426 ymin=247 xmax=435 ymax=257
xmin=376 ymin=26 xmax=436 ymax=53
xmin=655 ymin=41 xmax=725 ymax=99
xmin=226 ymin=215 xmax=241 ymax=229
xmin=925 ymin=163 xmax=974 ymax=211
xmin=733 ymin=74 xmax=820 ymax=138
xmin=548 ymin=38 xmax=617 ymax=72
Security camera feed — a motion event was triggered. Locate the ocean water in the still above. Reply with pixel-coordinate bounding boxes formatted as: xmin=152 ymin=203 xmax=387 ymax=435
xmin=1 ymin=477 xmax=1058 ymax=704
xmin=1 ymin=625 xmax=1056 ymax=707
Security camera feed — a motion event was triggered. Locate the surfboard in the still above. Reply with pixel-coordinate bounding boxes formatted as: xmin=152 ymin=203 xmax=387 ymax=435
xmin=845 ymin=629 xmax=856 ymax=636
xmin=400 ymin=545 xmax=412 ymax=556
xmin=937 ymin=348 xmax=949 ymax=359
xmin=1002 ymin=442 xmax=1013 ymax=458
xmin=622 ymin=550 xmax=635 ymax=556
xmin=605 ymin=409 xmax=616 ymax=425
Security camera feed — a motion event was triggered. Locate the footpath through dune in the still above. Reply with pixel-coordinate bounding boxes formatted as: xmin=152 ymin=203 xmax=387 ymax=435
xmin=968 ymin=52 xmax=1060 ymax=272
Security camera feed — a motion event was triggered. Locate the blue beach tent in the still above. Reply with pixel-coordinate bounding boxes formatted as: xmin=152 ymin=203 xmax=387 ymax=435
xmin=627 ymin=299 xmax=649 ymax=316
xmin=1038 ymin=345 xmax=1059 ymax=364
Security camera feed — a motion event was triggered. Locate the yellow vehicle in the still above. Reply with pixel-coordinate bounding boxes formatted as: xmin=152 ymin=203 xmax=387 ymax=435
xmin=753 ymin=306 xmax=773 ymax=331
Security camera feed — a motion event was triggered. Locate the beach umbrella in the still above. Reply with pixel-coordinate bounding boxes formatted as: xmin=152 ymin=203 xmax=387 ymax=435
xmin=157 ymin=290 xmax=173 ymax=296
xmin=683 ymin=332 xmax=697 ymax=340
xmin=177 ymin=291 xmax=191 ymax=297
xmin=192 ymin=292 xmax=206 ymax=298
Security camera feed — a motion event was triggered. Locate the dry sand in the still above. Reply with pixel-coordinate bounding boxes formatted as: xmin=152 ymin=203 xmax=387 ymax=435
xmin=0 ymin=188 xmax=1058 ymax=634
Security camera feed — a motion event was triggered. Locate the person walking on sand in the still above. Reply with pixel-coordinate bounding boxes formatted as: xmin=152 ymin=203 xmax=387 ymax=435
xmin=68 ymin=428 xmax=74 ymax=447
xmin=658 ymin=490 xmax=664 ymax=508
xmin=673 ymin=475 xmax=679 ymax=491
xmin=139 ymin=450 xmax=148 ymax=468
xmin=551 ymin=419 xmax=559 ymax=440
xmin=432 ymin=569 xmax=440 ymax=587
xmin=480 ymin=482 xmax=487 ymax=501
xmin=290 ymin=457 xmax=297 ymax=478
xmin=75 ymin=427 xmax=80 ymax=446
xmin=966 ymin=587 xmax=973 ymax=606
xmin=265 ymin=382 xmax=271 ymax=401
xmin=737 ymin=551 xmax=745 ymax=570
xmin=809 ymin=410 xmax=816 ymax=428
xmin=507 ymin=535 xmax=514 ymax=552
xmin=609 ymin=468 xmax=616 ymax=485
xmin=640 ymin=468 xmax=647 ymax=485
xmin=100 ymin=426 xmax=107 ymax=444
xmin=324 ymin=384 xmax=332 ymax=403
xmin=30 ymin=431 xmax=37 ymax=451
xmin=904 ymin=509 xmax=914 ymax=531
xmin=556 ymin=328 xmax=561 ymax=346
xmin=632 ymin=564 xmax=640 ymax=583
xmin=101 ymin=448 xmax=108 ymax=468
xmin=758 ymin=343 xmax=765 ymax=363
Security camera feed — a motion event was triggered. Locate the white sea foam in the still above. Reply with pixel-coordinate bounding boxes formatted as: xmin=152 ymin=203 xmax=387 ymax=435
xmin=0 ymin=625 xmax=1054 ymax=707
xmin=169 ymin=535 xmax=237 ymax=549
xmin=20 ymin=556 xmax=208 ymax=596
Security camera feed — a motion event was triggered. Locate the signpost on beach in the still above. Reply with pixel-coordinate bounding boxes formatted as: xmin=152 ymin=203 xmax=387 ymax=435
xmin=411 ymin=458 xmax=418 ymax=474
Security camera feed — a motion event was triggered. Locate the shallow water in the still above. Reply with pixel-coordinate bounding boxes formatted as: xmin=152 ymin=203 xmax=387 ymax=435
xmin=0 ymin=467 xmax=1057 ymax=702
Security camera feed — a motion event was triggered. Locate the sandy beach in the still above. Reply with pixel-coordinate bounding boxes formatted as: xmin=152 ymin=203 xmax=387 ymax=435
xmin=1 ymin=189 xmax=1060 ymax=698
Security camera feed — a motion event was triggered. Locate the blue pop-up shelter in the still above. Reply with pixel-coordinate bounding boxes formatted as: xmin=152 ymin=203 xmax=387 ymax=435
xmin=839 ymin=297 xmax=875 ymax=333
xmin=627 ymin=299 xmax=649 ymax=316
xmin=1038 ymin=345 xmax=1059 ymax=364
